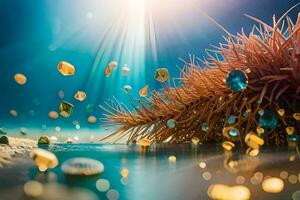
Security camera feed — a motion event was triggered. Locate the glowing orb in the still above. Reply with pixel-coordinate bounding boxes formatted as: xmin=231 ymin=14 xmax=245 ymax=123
xmin=14 ymin=73 xmax=27 ymax=85
xmin=155 ymin=68 xmax=169 ymax=83
xmin=262 ymin=177 xmax=284 ymax=193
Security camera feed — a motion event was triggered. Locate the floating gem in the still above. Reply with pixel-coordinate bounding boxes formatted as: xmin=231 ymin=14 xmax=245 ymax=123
xmin=139 ymin=138 xmax=151 ymax=147
xmin=167 ymin=119 xmax=176 ymax=129
xmin=122 ymin=64 xmax=130 ymax=76
xmin=287 ymin=135 xmax=299 ymax=142
xmin=222 ymin=141 xmax=235 ymax=151
xmin=30 ymin=148 xmax=58 ymax=172
xmin=155 ymin=68 xmax=169 ymax=83
xmin=61 ymin=157 xmax=104 ymax=176
xmin=277 ymin=109 xmax=285 ymax=116
xmin=226 ymin=69 xmax=248 ymax=92
xmin=14 ymin=73 xmax=27 ymax=85
xmin=293 ymin=113 xmax=300 ymax=121
xmin=123 ymin=85 xmax=132 ymax=92
xmin=74 ymin=91 xmax=87 ymax=101
xmin=286 ymin=127 xmax=295 ymax=135
xmin=139 ymin=85 xmax=149 ymax=97
xmin=48 ymin=111 xmax=59 ymax=119
xmin=57 ymin=61 xmax=75 ymax=76
xmin=87 ymin=116 xmax=97 ymax=123
xmin=86 ymin=104 xmax=94 ymax=113
xmin=108 ymin=61 xmax=118 ymax=70
xmin=105 ymin=66 xmax=111 ymax=77
xmin=168 ymin=155 xmax=176 ymax=162
xmin=59 ymin=101 xmax=73 ymax=117
xmin=191 ymin=137 xmax=200 ymax=145
xmin=10 ymin=110 xmax=18 ymax=117
xmin=201 ymin=123 xmax=208 ymax=132
xmin=256 ymin=126 xmax=265 ymax=135
xmin=259 ymin=111 xmax=278 ymax=131
xmin=246 ymin=147 xmax=259 ymax=157
xmin=227 ymin=115 xmax=236 ymax=124
xmin=258 ymin=109 xmax=264 ymax=116
xmin=262 ymin=177 xmax=284 ymax=193
xmin=38 ymin=136 xmax=50 ymax=145
xmin=223 ymin=127 xmax=239 ymax=139
xmin=245 ymin=132 xmax=264 ymax=149
xmin=120 ymin=168 xmax=129 ymax=178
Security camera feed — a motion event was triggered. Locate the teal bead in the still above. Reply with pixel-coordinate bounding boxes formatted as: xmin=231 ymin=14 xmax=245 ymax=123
xmin=167 ymin=119 xmax=176 ymax=129
xmin=259 ymin=111 xmax=278 ymax=131
xmin=227 ymin=115 xmax=236 ymax=124
xmin=201 ymin=123 xmax=208 ymax=132
xmin=228 ymin=129 xmax=238 ymax=137
xmin=226 ymin=70 xmax=248 ymax=92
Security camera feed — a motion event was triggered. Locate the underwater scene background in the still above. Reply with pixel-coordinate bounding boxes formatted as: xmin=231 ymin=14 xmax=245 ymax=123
xmin=0 ymin=0 xmax=299 ymax=139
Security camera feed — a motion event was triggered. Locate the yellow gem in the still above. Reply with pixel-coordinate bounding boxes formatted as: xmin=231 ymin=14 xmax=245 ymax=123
xmin=293 ymin=113 xmax=300 ymax=121
xmin=245 ymin=68 xmax=251 ymax=74
xmin=74 ymin=91 xmax=87 ymax=101
xmin=222 ymin=141 xmax=235 ymax=151
xmin=168 ymin=155 xmax=176 ymax=162
xmin=191 ymin=137 xmax=200 ymax=145
xmin=256 ymin=126 xmax=265 ymax=135
xmin=246 ymin=147 xmax=259 ymax=157
xmin=139 ymin=138 xmax=151 ymax=147
xmin=286 ymin=127 xmax=295 ymax=135
xmin=14 ymin=73 xmax=27 ymax=85
xmin=59 ymin=101 xmax=74 ymax=117
xmin=245 ymin=132 xmax=264 ymax=149
xmin=57 ymin=61 xmax=75 ymax=76
xmin=277 ymin=109 xmax=285 ymax=117
xmin=120 ymin=168 xmax=129 ymax=178
xmin=139 ymin=85 xmax=149 ymax=97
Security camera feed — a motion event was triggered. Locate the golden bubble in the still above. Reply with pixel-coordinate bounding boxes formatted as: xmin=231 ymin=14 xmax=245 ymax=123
xmin=222 ymin=141 xmax=235 ymax=151
xmin=202 ymin=171 xmax=212 ymax=181
xmin=293 ymin=113 xmax=300 ymax=121
xmin=48 ymin=111 xmax=59 ymax=119
xmin=24 ymin=180 xmax=43 ymax=197
xmin=168 ymin=155 xmax=176 ymax=163
xmin=286 ymin=127 xmax=295 ymax=135
xmin=14 ymin=73 xmax=27 ymax=85
xmin=10 ymin=110 xmax=18 ymax=117
xmin=277 ymin=109 xmax=285 ymax=116
xmin=207 ymin=184 xmax=251 ymax=200
xmin=288 ymin=175 xmax=298 ymax=184
xmin=57 ymin=61 xmax=75 ymax=76
xmin=96 ymin=179 xmax=110 ymax=192
xmin=289 ymin=155 xmax=296 ymax=161
xmin=191 ymin=137 xmax=200 ymax=145
xmin=74 ymin=91 xmax=87 ymax=101
xmin=246 ymin=148 xmax=259 ymax=157
xmin=120 ymin=168 xmax=129 ymax=178
xmin=262 ymin=177 xmax=284 ymax=193
xmin=139 ymin=138 xmax=151 ymax=147
xmin=199 ymin=161 xmax=206 ymax=169
xmin=87 ymin=116 xmax=97 ymax=123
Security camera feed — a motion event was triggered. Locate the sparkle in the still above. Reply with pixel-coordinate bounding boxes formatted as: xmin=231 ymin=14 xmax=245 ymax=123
xmin=226 ymin=70 xmax=248 ymax=92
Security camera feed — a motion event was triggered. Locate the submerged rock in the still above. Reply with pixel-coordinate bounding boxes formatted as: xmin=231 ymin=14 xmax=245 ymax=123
xmin=38 ymin=136 xmax=50 ymax=145
xmin=0 ymin=136 xmax=9 ymax=144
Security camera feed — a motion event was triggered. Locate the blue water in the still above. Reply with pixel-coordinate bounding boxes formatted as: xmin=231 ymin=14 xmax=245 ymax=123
xmin=0 ymin=0 xmax=298 ymax=132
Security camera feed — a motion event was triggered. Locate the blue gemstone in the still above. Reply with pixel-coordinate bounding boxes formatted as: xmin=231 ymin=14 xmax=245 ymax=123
xmin=201 ymin=123 xmax=208 ymax=132
xmin=228 ymin=129 xmax=238 ymax=137
xmin=227 ymin=115 xmax=236 ymax=124
xmin=258 ymin=109 xmax=264 ymax=116
xmin=226 ymin=70 xmax=248 ymax=92
xmin=287 ymin=135 xmax=299 ymax=142
xmin=259 ymin=111 xmax=278 ymax=131
xmin=167 ymin=119 xmax=176 ymax=128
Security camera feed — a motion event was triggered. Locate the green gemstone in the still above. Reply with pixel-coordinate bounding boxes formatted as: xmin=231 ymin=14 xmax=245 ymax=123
xmin=259 ymin=111 xmax=278 ymax=131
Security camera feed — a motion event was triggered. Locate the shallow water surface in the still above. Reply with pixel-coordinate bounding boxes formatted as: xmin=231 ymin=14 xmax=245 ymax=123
xmin=0 ymin=144 xmax=299 ymax=200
